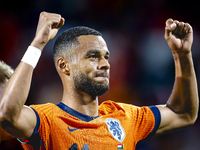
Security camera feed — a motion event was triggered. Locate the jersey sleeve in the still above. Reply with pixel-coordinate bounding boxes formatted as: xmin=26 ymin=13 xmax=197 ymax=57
xmin=145 ymin=106 xmax=161 ymax=140
xmin=99 ymin=101 xmax=161 ymax=143
xmin=130 ymin=105 xmax=161 ymax=142
xmin=18 ymin=104 xmax=53 ymax=150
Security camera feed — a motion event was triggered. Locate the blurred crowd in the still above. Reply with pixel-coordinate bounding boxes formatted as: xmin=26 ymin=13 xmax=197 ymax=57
xmin=0 ymin=0 xmax=200 ymax=149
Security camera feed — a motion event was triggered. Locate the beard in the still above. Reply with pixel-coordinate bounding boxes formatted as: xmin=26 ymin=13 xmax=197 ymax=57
xmin=72 ymin=69 xmax=109 ymax=97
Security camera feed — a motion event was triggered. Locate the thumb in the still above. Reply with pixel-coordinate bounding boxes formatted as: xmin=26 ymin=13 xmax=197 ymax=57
xmin=164 ymin=19 xmax=176 ymax=40
xmin=57 ymin=17 xmax=65 ymax=29
xmin=50 ymin=18 xmax=65 ymax=40
xmin=52 ymin=17 xmax=65 ymax=29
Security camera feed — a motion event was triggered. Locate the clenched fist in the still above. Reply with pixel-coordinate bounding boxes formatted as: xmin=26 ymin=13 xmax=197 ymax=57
xmin=31 ymin=12 xmax=65 ymax=50
xmin=164 ymin=19 xmax=193 ymax=53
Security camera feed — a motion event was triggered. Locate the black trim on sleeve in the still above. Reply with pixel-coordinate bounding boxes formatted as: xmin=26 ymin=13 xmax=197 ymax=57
xmin=149 ymin=106 xmax=161 ymax=134
xmin=145 ymin=106 xmax=161 ymax=140
xmin=18 ymin=107 xmax=44 ymax=149
xmin=31 ymin=107 xmax=40 ymax=135
xmin=136 ymin=106 xmax=161 ymax=149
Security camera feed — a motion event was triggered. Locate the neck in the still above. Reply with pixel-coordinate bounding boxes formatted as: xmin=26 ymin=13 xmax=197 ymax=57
xmin=61 ymin=87 xmax=99 ymax=117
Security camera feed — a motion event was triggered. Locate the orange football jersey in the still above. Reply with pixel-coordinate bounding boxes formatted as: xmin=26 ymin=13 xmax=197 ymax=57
xmin=19 ymin=101 xmax=160 ymax=150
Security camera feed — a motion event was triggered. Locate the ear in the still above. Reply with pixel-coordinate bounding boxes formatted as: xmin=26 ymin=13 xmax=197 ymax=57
xmin=57 ymin=57 xmax=70 ymax=75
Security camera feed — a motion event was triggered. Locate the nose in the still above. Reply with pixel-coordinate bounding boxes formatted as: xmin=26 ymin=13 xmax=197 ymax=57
xmin=98 ymin=57 xmax=110 ymax=70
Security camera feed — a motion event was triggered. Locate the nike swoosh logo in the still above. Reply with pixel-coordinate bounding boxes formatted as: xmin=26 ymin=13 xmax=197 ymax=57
xmin=68 ymin=126 xmax=79 ymax=132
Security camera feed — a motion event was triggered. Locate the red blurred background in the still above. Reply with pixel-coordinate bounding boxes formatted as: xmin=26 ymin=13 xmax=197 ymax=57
xmin=1 ymin=0 xmax=200 ymax=149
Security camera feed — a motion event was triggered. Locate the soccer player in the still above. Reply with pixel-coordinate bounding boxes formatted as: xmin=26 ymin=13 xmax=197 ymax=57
xmin=0 ymin=12 xmax=198 ymax=150
xmin=0 ymin=61 xmax=14 ymax=143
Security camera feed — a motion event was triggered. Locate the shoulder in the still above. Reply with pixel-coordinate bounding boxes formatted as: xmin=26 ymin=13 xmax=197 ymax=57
xmin=30 ymin=103 xmax=55 ymax=110
xmin=29 ymin=103 xmax=57 ymax=117
xmin=98 ymin=101 xmax=160 ymax=118
xmin=98 ymin=100 xmax=150 ymax=115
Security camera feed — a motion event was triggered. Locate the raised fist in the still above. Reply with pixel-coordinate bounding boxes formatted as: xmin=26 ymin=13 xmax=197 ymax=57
xmin=31 ymin=12 xmax=65 ymax=50
xmin=164 ymin=19 xmax=193 ymax=53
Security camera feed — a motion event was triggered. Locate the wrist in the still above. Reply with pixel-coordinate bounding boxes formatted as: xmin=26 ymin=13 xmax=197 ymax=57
xmin=172 ymin=50 xmax=191 ymax=57
xmin=172 ymin=51 xmax=194 ymax=77
xmin=30 ymin=38 xmax=46 ymax=51
xmin=21 ymin=46 xmax=42 ymax=68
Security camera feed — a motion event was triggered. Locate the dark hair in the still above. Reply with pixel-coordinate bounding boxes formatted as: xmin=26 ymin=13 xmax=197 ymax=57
xmin=53 ymin=26 xmax=102 ymax=61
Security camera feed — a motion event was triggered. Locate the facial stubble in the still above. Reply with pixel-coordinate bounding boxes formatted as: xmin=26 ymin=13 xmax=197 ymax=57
xmin=72 ymin=69 xmax=109 ymax=97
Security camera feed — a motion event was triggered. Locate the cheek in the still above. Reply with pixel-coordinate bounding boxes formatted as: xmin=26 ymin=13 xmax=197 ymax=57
xmin=81 ymin=60 xmax=98 ymax=71
xmin=90 ymin=62 xmax=98 ymax=69
xmin=73 ymin=58 xmax=98 ymax=78
xmin=84 ymin=65 xmax=95 ymax=78
xmin=81 ymin=63 xmax=97 ymax=78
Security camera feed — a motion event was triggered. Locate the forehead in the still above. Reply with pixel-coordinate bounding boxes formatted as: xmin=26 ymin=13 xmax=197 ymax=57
xmin=76 ymin=35 xmax=108 ymax=53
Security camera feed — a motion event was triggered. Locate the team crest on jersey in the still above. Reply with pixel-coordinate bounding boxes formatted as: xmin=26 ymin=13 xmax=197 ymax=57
xmin=105 ymin=118 xmax=125 ymax=143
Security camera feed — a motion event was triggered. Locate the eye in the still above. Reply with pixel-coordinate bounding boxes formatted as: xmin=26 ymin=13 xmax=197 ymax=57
xmin=88 ymin=55 xmax=96 ymax=59
xmin=104 ymin=56 xmax=109 ymax=60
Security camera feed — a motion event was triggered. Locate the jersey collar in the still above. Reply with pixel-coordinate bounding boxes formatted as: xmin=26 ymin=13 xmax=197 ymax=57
xmin=57 ymin=102 xmax=99 ymax=122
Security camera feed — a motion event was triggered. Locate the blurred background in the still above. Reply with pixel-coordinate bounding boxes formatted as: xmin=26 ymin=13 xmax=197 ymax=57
xmin=0 ymin=0 xmax=200 ymax=149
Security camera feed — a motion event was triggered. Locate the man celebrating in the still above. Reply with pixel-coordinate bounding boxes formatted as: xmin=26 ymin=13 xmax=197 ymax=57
xmin=0 ymin=12 xmax=198 ymax=150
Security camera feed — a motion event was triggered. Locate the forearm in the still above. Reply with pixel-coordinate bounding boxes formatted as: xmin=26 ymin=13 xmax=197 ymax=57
xmin=167 ymin=51 xmax=199 ymax=122
xmin=0 ymin=62 xmax=33 ymax=123
xmin=0 ymin=12 xmax=63 ymax=139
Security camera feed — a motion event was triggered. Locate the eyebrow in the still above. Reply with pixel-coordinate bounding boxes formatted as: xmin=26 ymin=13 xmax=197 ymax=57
xmin=86 ymin=50 xmax=110 ymax=55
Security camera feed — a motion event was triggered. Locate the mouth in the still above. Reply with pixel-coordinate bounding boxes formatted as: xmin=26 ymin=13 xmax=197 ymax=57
xmin=94 ymin=71 xmax=109 ymax=83
xmin=94 ymin=71 xmax=108 ymax=78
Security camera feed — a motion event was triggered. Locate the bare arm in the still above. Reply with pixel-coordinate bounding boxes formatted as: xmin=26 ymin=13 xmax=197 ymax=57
xmin=156 ymin=19 xmax=199 ymax=134
xmin=0 ymin=12 xmax=64 ymax=139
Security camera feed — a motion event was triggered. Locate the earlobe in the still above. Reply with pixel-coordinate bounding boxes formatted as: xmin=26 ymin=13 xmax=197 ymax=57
xmin=57 ymin=58 xmax=70 ymax=75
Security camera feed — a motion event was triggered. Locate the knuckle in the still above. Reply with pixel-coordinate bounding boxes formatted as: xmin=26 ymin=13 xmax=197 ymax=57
xmin=185 ymin=23 xmax=189 ymax=26
xmin=166 ymin=18 xmax=173 ymax=25
xmin=179 ymin=22 xmax=184 ymax=26
xmin=167 ymin=18 xmax=173 ymax=22
xmin=174 ymin=20 xmax=179 ymax=24
xmin=40 ymin=11 xmax=46 ymax=16
xmin=185 ymin=23 xmax=192 ymax=29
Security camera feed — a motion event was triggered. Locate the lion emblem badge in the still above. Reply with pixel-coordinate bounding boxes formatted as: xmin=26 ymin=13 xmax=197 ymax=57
xmin=105 ymin=118 xmax=125 ymax=143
